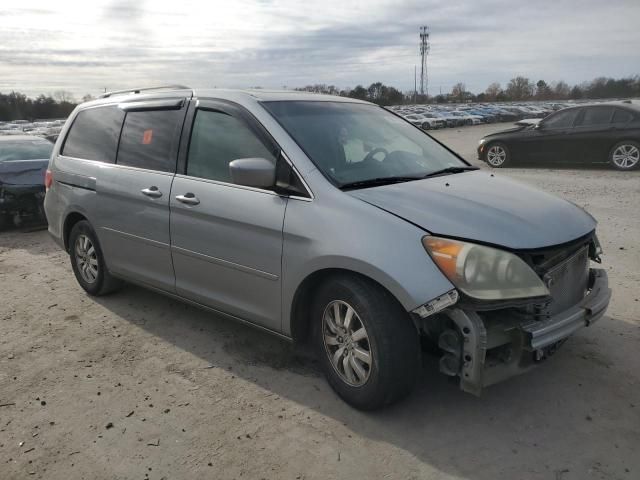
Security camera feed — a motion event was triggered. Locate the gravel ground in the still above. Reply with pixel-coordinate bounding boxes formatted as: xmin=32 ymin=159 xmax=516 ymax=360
xmin=1 ymin=123 xmax=639 ymax=480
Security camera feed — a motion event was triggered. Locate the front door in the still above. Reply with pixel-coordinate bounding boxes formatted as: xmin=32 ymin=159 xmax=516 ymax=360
xmin=170 ymin=102 xmax=286 ymax=332
xmin=519 ymin=108 xmax=581 ymax=163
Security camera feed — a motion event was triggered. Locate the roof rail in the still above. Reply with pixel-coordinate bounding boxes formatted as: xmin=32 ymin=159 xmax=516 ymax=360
xmin=99 ymin=85 xmax=192 ymax=99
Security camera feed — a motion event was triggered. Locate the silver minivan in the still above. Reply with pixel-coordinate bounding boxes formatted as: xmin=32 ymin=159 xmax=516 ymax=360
xmin=44 ymin=86 xmax=611 ymax=410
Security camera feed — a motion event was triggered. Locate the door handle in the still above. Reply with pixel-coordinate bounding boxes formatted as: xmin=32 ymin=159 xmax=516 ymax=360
xmin=175 ymin=193 xmax=200 ymax=205
xmin=141 ymin=186 xmax=163 ymax=198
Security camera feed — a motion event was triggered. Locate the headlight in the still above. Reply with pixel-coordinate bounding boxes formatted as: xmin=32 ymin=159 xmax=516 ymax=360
xmin=422 ymin=236 xmax=549 ymax=301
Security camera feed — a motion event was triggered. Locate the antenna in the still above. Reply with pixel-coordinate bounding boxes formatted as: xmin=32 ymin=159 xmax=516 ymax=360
xmin=419 ymin=26 xmax=430 ymax=98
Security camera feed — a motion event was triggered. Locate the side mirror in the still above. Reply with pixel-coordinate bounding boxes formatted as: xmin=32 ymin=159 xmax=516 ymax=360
xmin=229 ymin=158 xmax=276 ymax=188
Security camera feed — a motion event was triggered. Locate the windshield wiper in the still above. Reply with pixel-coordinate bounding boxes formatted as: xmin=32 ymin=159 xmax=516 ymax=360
xmin=339 ymin=176 xmax=422 ymax=190
xmin=422 ymin=166 xmax=478 ymax=179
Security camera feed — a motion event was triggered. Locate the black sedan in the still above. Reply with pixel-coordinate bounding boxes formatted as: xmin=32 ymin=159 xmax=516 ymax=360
xmin=477 ymin=102 xmax=640 ymax=170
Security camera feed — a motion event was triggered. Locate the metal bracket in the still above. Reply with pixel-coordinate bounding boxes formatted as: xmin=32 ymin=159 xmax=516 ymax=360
xmin=446 ymin=309 xmax=487 ymax=396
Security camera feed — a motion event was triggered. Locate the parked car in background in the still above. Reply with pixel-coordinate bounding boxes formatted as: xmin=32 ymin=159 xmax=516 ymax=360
xmin=478 ymin=102 xmax=640 ymax=170
xmin=0 ymin=135 xmax=52 ymax=228
xmin=403 ymin=113 xmax=445 ymax=130
xmin=45 ymin=86 xmax=610 ymax=410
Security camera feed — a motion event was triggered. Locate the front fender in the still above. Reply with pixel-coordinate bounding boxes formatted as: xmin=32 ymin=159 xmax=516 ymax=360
xmin=281 ymin=187 xmax=454 ymax=336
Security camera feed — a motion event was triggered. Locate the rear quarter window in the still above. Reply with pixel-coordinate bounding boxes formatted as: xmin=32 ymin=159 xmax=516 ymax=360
xmin=62 ymin=106 xmax=124 ymax=163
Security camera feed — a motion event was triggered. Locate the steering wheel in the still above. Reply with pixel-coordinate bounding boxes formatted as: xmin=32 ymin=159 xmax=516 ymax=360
xmin=362 ymin=147 xmax=388 ymax=163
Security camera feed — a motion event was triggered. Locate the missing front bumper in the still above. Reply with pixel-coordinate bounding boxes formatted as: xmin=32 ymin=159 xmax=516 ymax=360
xmin=441 ymin=268 xmax=611 ymax=396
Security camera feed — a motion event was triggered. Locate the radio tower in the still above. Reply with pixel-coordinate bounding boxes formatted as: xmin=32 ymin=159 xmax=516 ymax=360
xmin=419 ymin=26 xmax=430 ymax=98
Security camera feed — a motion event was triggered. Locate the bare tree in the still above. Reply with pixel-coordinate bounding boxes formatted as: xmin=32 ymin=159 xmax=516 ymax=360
xmin=450 ymin=82 xmax=466 ymax=101
xmin=53 ymin=90 xmax=75 ymax=103
xmin=553 ymin=81 xmax=571 ymax=99
xmin=505 ymin=77 xmax=533 ymax=100
xmin=485 ymin=82 xmax=502 ymax=101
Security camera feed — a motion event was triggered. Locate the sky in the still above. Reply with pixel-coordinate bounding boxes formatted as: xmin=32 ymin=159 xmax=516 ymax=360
xmin=1 ymin=0 xmax=639 ymax=98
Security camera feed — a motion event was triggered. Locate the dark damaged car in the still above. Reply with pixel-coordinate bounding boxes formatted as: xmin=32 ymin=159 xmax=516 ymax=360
xmin=0 ymin=135 xmax=52 ymax=229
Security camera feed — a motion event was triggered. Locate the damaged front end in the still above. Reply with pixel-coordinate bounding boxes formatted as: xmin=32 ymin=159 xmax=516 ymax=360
xmin=415 ymin=234 xmax=611 ymax=395
xmin=0 ymin=159 xmax=48 ymax=228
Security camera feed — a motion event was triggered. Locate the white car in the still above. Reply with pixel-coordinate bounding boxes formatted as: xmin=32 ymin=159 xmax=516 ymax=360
xmin=402 ymin=114 xmax=445 ymax=130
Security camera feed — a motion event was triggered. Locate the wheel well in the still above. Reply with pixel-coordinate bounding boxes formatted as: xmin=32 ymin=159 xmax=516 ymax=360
xmin=63 ymin=212 xmax=87 ymax=252
xmin=289 ymin=268 xmax=410 ymax=344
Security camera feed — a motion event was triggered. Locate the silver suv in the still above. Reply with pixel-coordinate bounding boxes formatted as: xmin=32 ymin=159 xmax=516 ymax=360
xmin=44 ymin=86 xmax=611 ymax=410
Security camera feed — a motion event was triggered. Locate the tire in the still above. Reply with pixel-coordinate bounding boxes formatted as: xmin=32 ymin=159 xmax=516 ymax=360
xmin=609 ymin=141 xmax=640 ymax=171
xmin=68 ymin=220 xmax=122 ymax=296
xmin=312 ymin=274 xmax=421 ymax=410
xmin=421 ymin=122 xmax=431 ymax=130
xmin=485 ymin=142 xmax=510 ymax=168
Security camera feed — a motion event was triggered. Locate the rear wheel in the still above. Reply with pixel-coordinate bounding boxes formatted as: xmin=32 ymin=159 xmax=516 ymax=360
xmin=312 ymin=275 xmax=421 ymax=410
xmin=485 ymin=142 xmax=510 ymax=167
xmin=421 ymin=122 xmax=431 ymax=130
xmin=68 ymin=220 xmax=122 ymax=296
xmin=609 ymin=141 xmax=640 ymax=170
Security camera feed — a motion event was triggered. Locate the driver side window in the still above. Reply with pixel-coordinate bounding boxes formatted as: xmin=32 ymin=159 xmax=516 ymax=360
xmin=187 ymin=109 xmax=277 ymax=183
xmin=543 ymin=109 xmax=579 ymax=129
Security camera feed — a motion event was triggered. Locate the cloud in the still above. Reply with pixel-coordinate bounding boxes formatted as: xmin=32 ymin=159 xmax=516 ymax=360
xmin=0 ymin=0 xmax=638 ymax=96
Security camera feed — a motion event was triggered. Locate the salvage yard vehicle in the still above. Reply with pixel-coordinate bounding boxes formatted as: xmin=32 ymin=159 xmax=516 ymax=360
xmin=45 ymin=86 xmax=611 ymax=410
xmin=479 ymin=101 xmax=640 ymax=170
xmin=0 ymin=135 xmax=52 ymax=229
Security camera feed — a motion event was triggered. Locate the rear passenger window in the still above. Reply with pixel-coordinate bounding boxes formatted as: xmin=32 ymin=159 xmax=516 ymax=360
xmin=580 ymin=107 xmax=614 ymax=126
xmin=187 ymin=110 xmax=276 ymax=183
xmin=117 ymin=109 xmax=184 ymax=172
xmin=612 ymin=109 xmax=634 ymax=124
xmin=62 ymin=106 xmax=124 ymax=162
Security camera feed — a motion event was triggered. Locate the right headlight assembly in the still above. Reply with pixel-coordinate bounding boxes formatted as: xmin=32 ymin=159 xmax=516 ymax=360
xmin=422 ymin=236 xmax=549 ymax=301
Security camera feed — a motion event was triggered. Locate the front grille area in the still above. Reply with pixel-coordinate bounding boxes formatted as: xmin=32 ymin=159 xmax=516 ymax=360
xmin=541 ymin=246 xmax=589 ymax=315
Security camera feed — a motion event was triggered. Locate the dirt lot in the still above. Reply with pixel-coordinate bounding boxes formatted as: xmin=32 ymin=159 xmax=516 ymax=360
xmin=1 ymin=123 xmax=639 ymax=480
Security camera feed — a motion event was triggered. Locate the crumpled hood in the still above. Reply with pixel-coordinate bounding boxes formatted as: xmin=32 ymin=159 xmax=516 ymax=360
xmin=348 ymin=170 xmax=596 ymax=250
xmin=0 ymin=159 xmax=48 ymax=186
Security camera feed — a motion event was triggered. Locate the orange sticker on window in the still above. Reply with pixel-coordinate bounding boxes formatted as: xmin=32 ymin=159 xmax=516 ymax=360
xmin=142 ymin=129 xmax=153 ymax=144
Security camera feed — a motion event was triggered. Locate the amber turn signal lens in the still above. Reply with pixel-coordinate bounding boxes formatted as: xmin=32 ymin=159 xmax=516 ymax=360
xmin=422 ymin=237 xmax=463 ymax=280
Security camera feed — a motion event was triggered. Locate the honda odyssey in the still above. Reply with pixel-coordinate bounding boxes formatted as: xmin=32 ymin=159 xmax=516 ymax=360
xmin=44 ymin=86 xmax=611 ymax=410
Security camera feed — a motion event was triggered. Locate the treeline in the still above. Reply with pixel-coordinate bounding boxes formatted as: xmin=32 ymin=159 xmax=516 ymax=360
xmin=2 ymin=75 xmax=638 ymax=121
xmin=0 ymin=91 xmax=89 ymax=121
xmin=296 ymin=82 xmax=404 ymax=106
xmin=297 ymin=75 xmax=640 ymax=105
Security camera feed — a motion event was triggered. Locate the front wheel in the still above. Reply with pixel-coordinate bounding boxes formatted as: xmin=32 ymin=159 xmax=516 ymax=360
xmin=485 ymin=142 xmax=511 ymax=167
xmin=312 ymin=275 xmax=421 ymax=410
xmin=609 ymin=141 xmax=640 ymax=170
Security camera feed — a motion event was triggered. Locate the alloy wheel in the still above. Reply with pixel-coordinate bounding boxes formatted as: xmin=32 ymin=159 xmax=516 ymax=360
xmin=322 ymin=300 xmax=372 ymax=386
xmin=486 ymin=145 xmax=507 ymax=166
xmin=612 ymin=144 xmax=639 ymax=169
xmin=75 ymin=234 xmax=99 ymax=284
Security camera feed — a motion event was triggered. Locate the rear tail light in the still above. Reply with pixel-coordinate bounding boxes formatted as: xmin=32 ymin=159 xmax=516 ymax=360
xmin=44 ymin=169 xmax=53 ymax=190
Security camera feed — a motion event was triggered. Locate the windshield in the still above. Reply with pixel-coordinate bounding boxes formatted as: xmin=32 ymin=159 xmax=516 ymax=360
xmin=263 ymin=101 xmax=466 ymax=187
xmin=0 ymin=140 xmax=53 ymax=162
